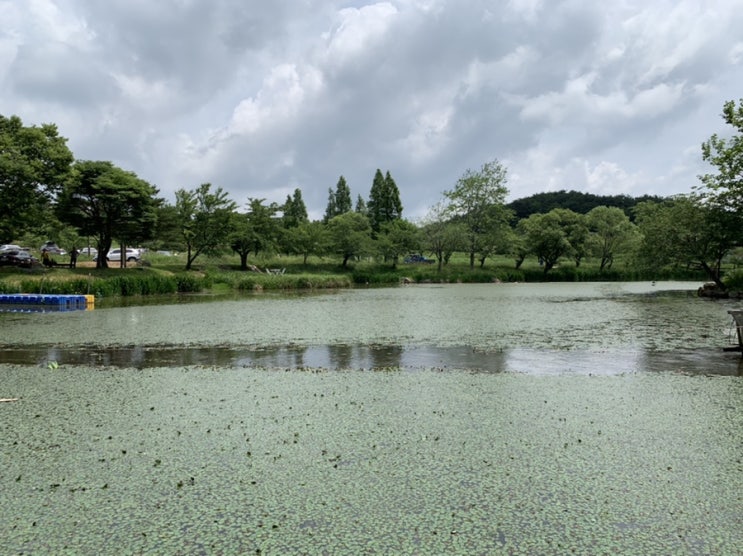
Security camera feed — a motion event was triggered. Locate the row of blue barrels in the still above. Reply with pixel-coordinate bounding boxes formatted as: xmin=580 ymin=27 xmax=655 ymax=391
xmin=0 ymin=294 xmax=95 ymax=307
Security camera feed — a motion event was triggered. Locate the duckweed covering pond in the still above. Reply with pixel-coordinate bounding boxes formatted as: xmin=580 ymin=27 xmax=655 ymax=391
xmin=2 ymin=365 xmax=742 ymax=554
xmin=2 ymin=283 xmax=742 ymax=553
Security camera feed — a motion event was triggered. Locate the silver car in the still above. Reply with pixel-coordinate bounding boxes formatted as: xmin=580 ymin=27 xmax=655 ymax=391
xmin=105 ymin=248 xmax=142 ymax=262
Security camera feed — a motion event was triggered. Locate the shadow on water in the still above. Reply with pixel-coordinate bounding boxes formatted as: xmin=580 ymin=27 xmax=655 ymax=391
xmin=0 ymin=343 xmax=740 ymax=376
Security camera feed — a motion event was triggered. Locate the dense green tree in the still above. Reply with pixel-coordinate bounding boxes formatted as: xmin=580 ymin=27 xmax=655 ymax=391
xmin=505 ymin=227 xmax=529 ymax=269
xmin=420 ymin=202 xmax=467 ymax=271
xmin=586 ymin=206 xmax=638 ymax=271
xmin=175 ymin=183 xmax=237 ymax=270
xmin=326 ymin=211 xmax=373 ymax=267
xmin=476 ymin=209 xmax=512 ymax=268
xmin=444 ymin=159 xmax=511 ymax=269
xmin=283 ymin=220 xmax=329 ymax=265
xmin=634 ymin=196 xmax=740 ymax=288
xmin=700 ymin=98 xmax=743 ymax=212
xmin=367 ymin=169 xmax=403 ymax=233
xmin=552 ymin=209 xmax=589 ymax=267
xmin=282 ymin=188 xmax=308 ymax=228
xmin=377 ymin=219 xmax=421 ymax=268
xmin=230 ymin=198 xmax=280 ymax=270
xmin=148 ymin=203 xmax=183 ymax=252
xmin=0 ymin=115 xmax=74 ymax=242
xmin=519 ymin=210 xmax=574 ymax=274
xmin=56 ymin=160 xmax=159 ymax=268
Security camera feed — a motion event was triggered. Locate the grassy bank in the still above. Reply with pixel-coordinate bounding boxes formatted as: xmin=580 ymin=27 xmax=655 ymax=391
xmin=0 ymin=252 xmax=712 ymax=298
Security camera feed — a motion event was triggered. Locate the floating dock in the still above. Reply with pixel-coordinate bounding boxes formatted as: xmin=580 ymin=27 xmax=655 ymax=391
xmin=0 ymin=294 xmax=94 ymax=312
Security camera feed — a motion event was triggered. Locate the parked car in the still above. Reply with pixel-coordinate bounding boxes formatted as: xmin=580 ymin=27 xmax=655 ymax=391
xmin=79 ymin=247 xmax=98 ymax=257
xmin=0 ymin=250 xmax=38 ymax=268
xmin=40 ymin=241 xmax=67 ymax=256
xmin=0 ymin=244 xmax=23 ymax=253
xmin=97 ymin=248 xmax=142 ymax=262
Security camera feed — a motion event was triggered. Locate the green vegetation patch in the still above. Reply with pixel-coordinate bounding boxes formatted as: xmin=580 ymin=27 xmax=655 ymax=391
xmin=1 ymin=366 xmax=741 ymax=554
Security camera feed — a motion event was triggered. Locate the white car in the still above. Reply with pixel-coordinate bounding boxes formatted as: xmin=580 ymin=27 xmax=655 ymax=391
xmin=102 ymin=248 xmax=142 ymax=262
xmin=0 ymin=244 xmax=23 ymax=253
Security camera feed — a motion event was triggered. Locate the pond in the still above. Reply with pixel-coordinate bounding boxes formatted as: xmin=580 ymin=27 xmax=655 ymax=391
xmin=1 ymin=282 xmax=742 ymax=554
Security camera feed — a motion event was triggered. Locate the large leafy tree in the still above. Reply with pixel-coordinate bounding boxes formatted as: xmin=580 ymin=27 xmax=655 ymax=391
xmin=176 ymin=183 xmax=237 ymax=270
xmin=56 ymin=160 xmax=159 ymax=268
xmin=554 ymin=209 xmax=590 ymax=267
xmin=586 ymin=206 xmax=638 ymax=271
xmin=326 ymin=211 xmax=373 ymax=267
xmin=377 ymin=219 xmax=421 ymax=269
xmin=700 ymin=98 xmax=743 ymax=212
xmin=283 ymin=220 xmax=329 ymax=265
xmin=519 ymin=210 xmax=574 ymax=275
xmin=230 ymin=198 xmax=280 ymax=270
xmin=367 ymin=169 xmax=403 ymax=234
xmin=0 ymin=115 xmax=74 ymax=242
xmin=634 ymin=196 xmax=740 ymax=289
xmin=476 ymin=208 xmax=512 ymax=268
xmin=444 ymin=159 xmax=511 ymax=269
xmin=420 ymin=201 xmax=467 ymax=271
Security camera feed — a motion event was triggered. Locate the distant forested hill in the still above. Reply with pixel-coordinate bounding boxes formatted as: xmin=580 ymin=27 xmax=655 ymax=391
xmin=506 ymin=190 xmax=666 ymax=220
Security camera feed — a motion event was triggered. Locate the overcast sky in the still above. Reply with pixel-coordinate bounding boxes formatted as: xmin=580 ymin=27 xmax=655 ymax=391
xmin=2 ymin=1 xmax=742 ymax=220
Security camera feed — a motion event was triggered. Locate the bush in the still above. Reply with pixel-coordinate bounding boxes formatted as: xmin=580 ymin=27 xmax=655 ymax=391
xmin=724 ymin=269 xmax=743 ymax=290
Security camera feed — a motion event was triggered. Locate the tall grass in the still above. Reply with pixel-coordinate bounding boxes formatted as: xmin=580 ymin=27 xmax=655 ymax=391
xmin=0 ymin=249 xmax=713 ymax=298
xmin=0 ymin=270 xmax=212 ymax=297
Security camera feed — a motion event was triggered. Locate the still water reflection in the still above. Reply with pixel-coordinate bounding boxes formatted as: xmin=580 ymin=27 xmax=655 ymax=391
xmin=0 ymin=282 xmax=741 ymax=375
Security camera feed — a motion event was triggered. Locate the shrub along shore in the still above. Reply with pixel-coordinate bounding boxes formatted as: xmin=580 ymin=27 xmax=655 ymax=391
xmin=0 ymin=252 xmax=716 ymax=299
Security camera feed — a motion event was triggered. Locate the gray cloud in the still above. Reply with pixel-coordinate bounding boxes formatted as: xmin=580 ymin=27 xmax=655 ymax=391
xmin=2 ymin=0 xmax=741 ymax=219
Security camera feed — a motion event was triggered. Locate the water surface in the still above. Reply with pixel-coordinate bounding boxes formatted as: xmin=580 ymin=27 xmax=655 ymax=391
xmin=2 ymin=282 xmax=742 ymax=554
xmin=1 ymin=281 xmax=740 ymax=374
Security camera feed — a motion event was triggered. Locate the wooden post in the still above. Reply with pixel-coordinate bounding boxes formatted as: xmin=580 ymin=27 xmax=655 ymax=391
xmin=729 ymin=310 xmax=743 ymax=353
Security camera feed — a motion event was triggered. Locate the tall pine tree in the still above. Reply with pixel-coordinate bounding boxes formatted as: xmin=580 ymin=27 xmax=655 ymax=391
xmin=323 ymin=176 xmax=352 ymax=222
xmin=282 ymin=188 xmax=308 ymax=228
xmin=335 ymin=176 xmax=352 ymax=214
xmin=367 ymin=169 xmax=403 ymax=233
xmin=355 ymin=194 xmax=367 ymax=215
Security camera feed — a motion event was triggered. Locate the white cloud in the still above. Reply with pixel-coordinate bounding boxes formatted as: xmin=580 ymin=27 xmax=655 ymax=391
xmin=2 ymin=0 xmax=742 ymax=214
xmin=227 ymin=64 xmax=324 ymax=136
xmin=322 ymin=3 xmax=398 ymax=68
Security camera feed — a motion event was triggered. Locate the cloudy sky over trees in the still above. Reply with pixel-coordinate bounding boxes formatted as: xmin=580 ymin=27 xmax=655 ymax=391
xmin=2 ymin=0 xmax=742 ymax=218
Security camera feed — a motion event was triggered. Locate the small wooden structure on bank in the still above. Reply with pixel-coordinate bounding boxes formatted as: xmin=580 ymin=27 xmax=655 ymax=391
xmin=728 ymin=310 xmax=743 ymax=354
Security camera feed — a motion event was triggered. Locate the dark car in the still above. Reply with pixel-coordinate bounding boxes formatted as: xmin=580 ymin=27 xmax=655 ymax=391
xmin=403 ymin=254 xmax=435 ymax=264
xmin=0 ymin=250 xmax=38 ymax=268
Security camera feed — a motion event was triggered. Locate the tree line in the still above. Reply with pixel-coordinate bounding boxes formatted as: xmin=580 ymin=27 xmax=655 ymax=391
xmin=1 ymin=99 xmax=742 ymax=288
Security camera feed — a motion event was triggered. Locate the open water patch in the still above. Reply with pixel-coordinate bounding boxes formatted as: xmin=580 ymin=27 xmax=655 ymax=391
xmin=0 ymin=343 xmax=740 ymax=375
